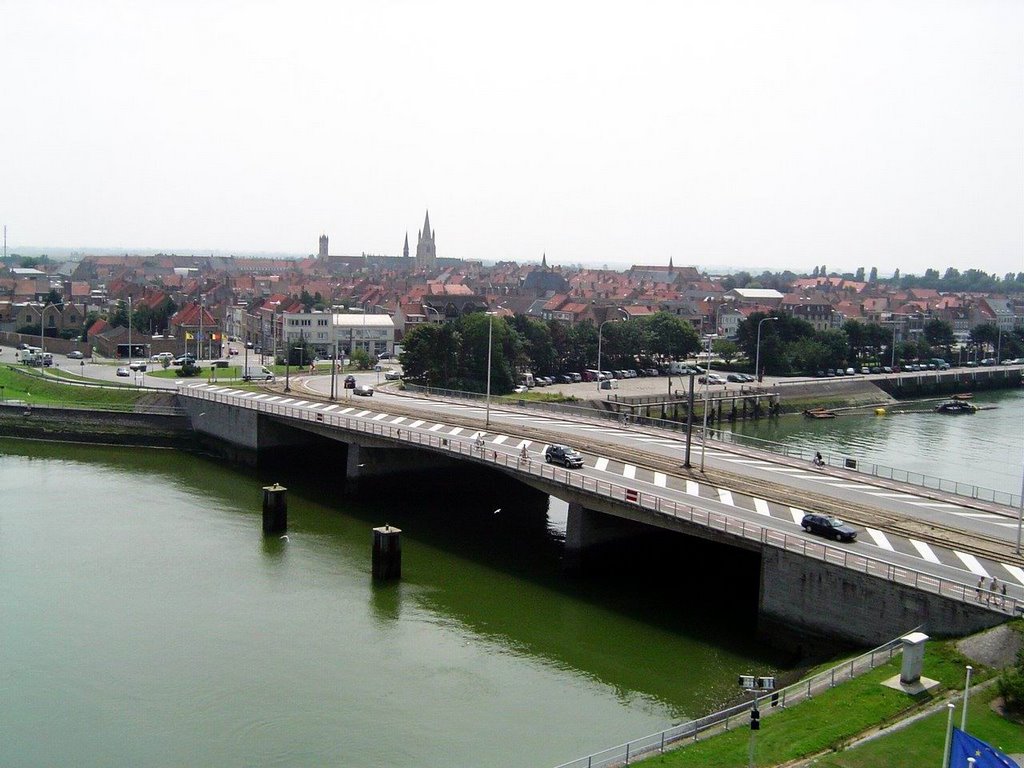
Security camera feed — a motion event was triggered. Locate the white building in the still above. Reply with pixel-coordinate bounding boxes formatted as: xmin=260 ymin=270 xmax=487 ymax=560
xmin=280 ymin=311 xmax=395 ymax=358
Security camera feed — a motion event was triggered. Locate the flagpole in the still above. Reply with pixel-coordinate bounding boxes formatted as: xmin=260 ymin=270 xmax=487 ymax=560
xmin=961 ymin=665 xmax=973 ymax=732
xmin=940 ymin=702 xmax=955 ymax=768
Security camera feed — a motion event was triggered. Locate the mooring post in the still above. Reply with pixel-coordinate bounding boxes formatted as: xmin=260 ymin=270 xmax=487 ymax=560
xmin=262 ymin=483 xmax=288 ymax=535
xmin=372 ymin=524 xmax=402 ymax=580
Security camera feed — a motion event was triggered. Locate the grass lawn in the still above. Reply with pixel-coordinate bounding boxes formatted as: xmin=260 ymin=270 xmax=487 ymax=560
xmin=0 ymin=364 xmax=146 ymax=408
xmin=636 ymin=640 xmax=1007 ymax=768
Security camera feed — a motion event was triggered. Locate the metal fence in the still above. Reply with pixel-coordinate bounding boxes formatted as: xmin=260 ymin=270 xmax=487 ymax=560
xmin=182 ymin=387 xmax=1021 ymax=619
xmin=0 ymin=400 xmax=184 ymax=416
xmin=550 ymin=634 xmax=907 ymax=768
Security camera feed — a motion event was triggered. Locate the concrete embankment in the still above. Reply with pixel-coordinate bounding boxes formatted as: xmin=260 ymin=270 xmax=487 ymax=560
xmin=0 ymin=394 xmax=192 ymax=447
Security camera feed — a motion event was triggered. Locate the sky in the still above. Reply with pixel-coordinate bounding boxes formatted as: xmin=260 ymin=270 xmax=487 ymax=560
xmin=2 ymin=0 xmax=1022 ymax=277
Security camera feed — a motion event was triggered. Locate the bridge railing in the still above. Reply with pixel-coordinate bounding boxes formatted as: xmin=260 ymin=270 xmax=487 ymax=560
xmin=182 ymin=387 xmax=1021 ymax=620
xmin=550 ymin=632 xmax=909 ymax=768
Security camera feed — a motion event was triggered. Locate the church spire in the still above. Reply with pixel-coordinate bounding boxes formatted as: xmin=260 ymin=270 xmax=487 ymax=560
xmin=403 ymin=232 xmax=409 ymax=259
xmin=669 ymin=256 xmax=674 ymax=272
xmin=422 ymin=210 xmax=431 ymax=239
xmin=542 ymin=252 xmax=547 ymax=269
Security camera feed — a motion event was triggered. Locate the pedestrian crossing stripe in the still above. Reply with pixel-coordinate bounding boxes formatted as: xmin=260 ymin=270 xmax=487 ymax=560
xmin=493 ymin=435 xmax=509 ymax=444
xmin=718 ymin=489 xmax=734 ymax=506
xmin=910 ymin=540 xmax=941 ymax=564
xmin=865 ymin=528 xmax=895 ymax=551
xmin=594 ymin=457 xmax=609 ymax=471
xmin=623 ymin=464 xmax=637 ymax=480
xmin=753 ymin=498 xmax=771 ymax=516
xmin=390 ymin=417 xmax=406 ymax=425
xmin=371 ymin=413 xmax=387 ymax=421
xmin=955 ymin=552 xmax=989 ymax=578
xmin=408 ymin=420 xmax=425 ymax=428
xmin=339 ymin=407 xmax=354 ymax=414
xmin=686 ymin=481 xmax=700 ymax=496
xmin=448 ymin=427 xmax=464 ymax=435
xmin=278 ymin=398 xmax=296 ymax=405
xmin=789 ymin=508 xmax=806 ymax=524
xmin=906 ymin=501 xmax=960 ymax=508
xmin=866 ymin=492 xmax=920 ymax=499
xmin=654 ymin=472 xmax=667 ymax=487
xmin=354 ymin=410 xmax=371 ymax=417
xmin=1004 ymin=564 xmax=1024 ymax=586
xmin=827 ymin=483 xmax=874 ymax=490
xmin=429 ymin=424 xmax=444 ymax=431
xmin=950 ymin=512 xmax=1000 ymax=519
xmin=323 ymin=405 xmax=338 ymax=412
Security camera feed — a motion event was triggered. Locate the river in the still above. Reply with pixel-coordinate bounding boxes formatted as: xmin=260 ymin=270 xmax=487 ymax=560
xmin=723 ymin=388 xmax=1024 ymax=502
xmin=0 ymin=438 xmax=787 ymax=768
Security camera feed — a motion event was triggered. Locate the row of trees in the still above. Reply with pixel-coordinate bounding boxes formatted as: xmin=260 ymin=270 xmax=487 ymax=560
xmin=401 ymin=309 xmax=1024 ymax=394
xmin=722 ymin=267 xmax=1024 ymax=294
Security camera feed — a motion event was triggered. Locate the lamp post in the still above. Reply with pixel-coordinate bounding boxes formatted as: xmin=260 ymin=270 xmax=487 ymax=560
xmin=485 ymin=312 xmax=496 ymax=427
xmin=699 ymin=333 xmax=716 ymax=472
xmin=596 ymin=308 xmax=629 ymax=391
xmin=754 ymin=316 xmax=778 ymax=384
xmin=422 ymin=303 xmax=442 ymax=323
xmin=39 ymin=301 xmax=59 ymax=376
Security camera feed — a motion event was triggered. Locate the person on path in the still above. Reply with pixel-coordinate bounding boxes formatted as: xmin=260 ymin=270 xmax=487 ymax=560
xmin=976 ymin=576 xmax=985 ymax=602
xmin=989 ymin=577 xmax=999 ymax=604
xmin=1000 ymin=583 xmax=1007 ymax=608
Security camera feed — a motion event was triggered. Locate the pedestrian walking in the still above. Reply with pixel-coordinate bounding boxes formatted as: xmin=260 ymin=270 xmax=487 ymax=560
xmin=976 ymin=576 xmax=984 ymax=602
xmin=1000 ymin=583 xmax=1007 ymax=608
xmin=989 ymin=577 xmax=999 ymax=604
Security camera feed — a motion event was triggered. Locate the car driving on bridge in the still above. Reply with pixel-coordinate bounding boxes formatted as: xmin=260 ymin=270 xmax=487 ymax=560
xmin=800 ymin=513 xmax=857 ymax=542
xmin=544 ymin=444 xmax=584 ymax=468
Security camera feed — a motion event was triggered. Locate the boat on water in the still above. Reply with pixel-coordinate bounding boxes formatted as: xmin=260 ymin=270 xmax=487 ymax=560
xmin=951 ymin=393 xmax=973 ymax=400
xmin=803 ymin=408 xmax=837 ymax=419
xmin=935 ymin=399 xmax=978 ymax=414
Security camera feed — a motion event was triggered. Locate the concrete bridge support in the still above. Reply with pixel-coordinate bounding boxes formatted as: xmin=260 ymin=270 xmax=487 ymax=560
xmin=564 ymin=502 xmax=654 ymax=570
xmin=758 ymin=548 xmax=1006 ymax=648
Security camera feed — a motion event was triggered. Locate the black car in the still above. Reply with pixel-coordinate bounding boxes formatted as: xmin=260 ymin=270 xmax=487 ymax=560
xmin=801 ymin=513 xmax=857 ymax=542
xmin=544 ymin=444 xmax=584 ymax=468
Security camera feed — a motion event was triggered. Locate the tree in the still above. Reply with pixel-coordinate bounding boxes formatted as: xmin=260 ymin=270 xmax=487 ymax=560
xmin=970 ymin=323 xmax=1000 ymax=352
xmin=868 ymin=267 xmax=878 ymax=283
xmin=996 ymin=645 xmax=1024 ymax=714
xmin=350 ymin=348 xmax=371 ymax=370
xmin=854 ymin=267 xmax=865 ymax=282
xmin=109 ymin=300 xmax=130 ymax=329
xmin=811 ymin=266 xmax=819 ymax=277
xmin=645 ymin=312 xmax=700 ymax=361
xmin=46 ymin=288 xmax=63 ymax=308
xmin=712 ymin=339 xmax=739 ymax=365
xmin=923 ymin=319 xmax=954 ymax=351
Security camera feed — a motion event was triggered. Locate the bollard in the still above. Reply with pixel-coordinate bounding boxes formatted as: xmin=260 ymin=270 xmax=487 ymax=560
xmin=262 ymin=483 xmax=288 ymax=535
xmin=372 ymin=525 xmax=402 ymax=580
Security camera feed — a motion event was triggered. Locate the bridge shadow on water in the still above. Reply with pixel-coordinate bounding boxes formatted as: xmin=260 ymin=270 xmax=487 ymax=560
xmin=256 ymin=442 xmax=812 ymax=716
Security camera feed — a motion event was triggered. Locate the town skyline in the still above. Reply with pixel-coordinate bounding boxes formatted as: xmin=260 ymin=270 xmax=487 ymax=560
xmin=3 ymin=2 xmax=1021 ymax=277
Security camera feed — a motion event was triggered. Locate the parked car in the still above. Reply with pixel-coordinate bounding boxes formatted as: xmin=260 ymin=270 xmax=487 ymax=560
xmin=67 ymin=350 xmax=84 ymax=359
xmin=698 ymin=374 xmax=726 ymax=385
xmin=544 ymin=444 xmax=584 ymax=468
xmin=172 ymin=355 xmax=195 ymax=366
xmin=882 ymin=366 xmax=893 ymax=374
xmin=800 ymin=513 xmax=857 ymax=542
xmin=354 ymin=384 xmax=374 ymax=396
xmin=726 ymin=373 xmax=743 ymax=383
xmin=116 ymin=367 xmax=130 ymax=377
xmin=128 ymin=361 xmax=147 ymax=371
xmin=384 ymin=371 xmax=402 ymax=381
xmin=845 ymin=367 xmax=855 ymax=375
xmin=151 ymin=352 xmax=174 ymax=362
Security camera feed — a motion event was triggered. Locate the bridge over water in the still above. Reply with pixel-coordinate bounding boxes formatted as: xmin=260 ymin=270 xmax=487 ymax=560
xmin=177 ymin=382 xmax=1023 ymax=647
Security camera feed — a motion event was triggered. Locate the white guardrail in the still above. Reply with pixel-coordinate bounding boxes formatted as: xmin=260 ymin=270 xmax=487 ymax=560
xmin=182 ymin=387 xmax=1021 ymax=620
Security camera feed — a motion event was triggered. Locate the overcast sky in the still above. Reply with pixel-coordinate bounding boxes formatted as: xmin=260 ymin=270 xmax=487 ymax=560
xmin=2 ymin=0 xmax=1021 ymax=277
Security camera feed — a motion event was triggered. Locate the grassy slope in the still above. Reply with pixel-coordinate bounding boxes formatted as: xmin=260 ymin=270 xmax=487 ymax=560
xmin=0 ymin=364 xmax=146 ymax=407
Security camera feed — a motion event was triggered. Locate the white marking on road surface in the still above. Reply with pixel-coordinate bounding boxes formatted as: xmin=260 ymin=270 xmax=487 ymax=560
xmin=654 ymin=472 xmax=667 ymax=487
xmin=632 ymin=438 xmax=681 ymax=446
xmin=949 ymin=512 xmax=1000 ymax=519
xmin=623 ymin=464 xmax=637 ymax=480
xmin=911 ymin=540 xmax=941 ymax=564
xmin=772 ymin=467 xmax=808 ymax=473
xmin=789 ymin=507 xmax=806 ymax=525
xmin=866 ymin=492 xmax=921 ymax=499
xmin=429 ymin=423 xmax=444 ymax=431
xmin=595 ymin=457 xmax=609 ymax=471
xmin=955 ymin=552 xmax=989 ymax=577
xmin=753 ymin=498 xmax=771 ymax=516
xmin=718 ymin=489 xmax=734 ymax=506
xmin=339 ymin=407 xmax=354 ymax=414
xmin=1004 ymin=565 xmax=1024 ymax=586
xmin=493 ymin=435 xmax=509 ymax=444
xmin=389 ymin=416 xmax=406 ymax=424
xmin=906 ymin=501 xmax=960 ymax=509
xmin=306 ymin=403 xmax=325 ymax=410
xmin=278 ymin=398 xmax=296 ymax=405
xmin=448 ymin=427 xmax=464 ymax=435
xmin=724 ymin=458 xmax=771 ymax=466
xmin=292 ymin=400 xmax=311 ymax=407
xmin=322 ymin=405 xmax=338 ymax=412
xmin=865 ymin=528 xmax=895 ymax=551
xmin=408 ymin=420 xmax=425 ymax=428
xmin=516 ymin=440 xmax=532 ymax=449
xmin=263 ymin=396 xmax=282 ymax=402
xmin=826 ymin=483 xmax=874 ymax=490
xmin=250 ymin=394 xmax=270 ymax=400
xmin=686 ymin=481 xmax=700 ymax=496
xmin=373 ymin=413 xmax=388 ymax=421
xmin=354 ymin=410 xmax=371 ymax=418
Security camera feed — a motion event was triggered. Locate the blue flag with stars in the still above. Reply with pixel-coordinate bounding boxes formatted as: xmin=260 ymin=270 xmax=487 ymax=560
xmin=950 ymin=728 xmax=1020 ymax=768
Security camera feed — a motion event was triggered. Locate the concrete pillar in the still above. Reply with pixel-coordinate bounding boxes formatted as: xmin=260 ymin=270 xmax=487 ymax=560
xmin=900 ymin=631 xmax=929 ymax=684
xmin=372 ymin=525 xmax=402 ymax=580
xmin=262 ymin=483 xmax=287 ymax=535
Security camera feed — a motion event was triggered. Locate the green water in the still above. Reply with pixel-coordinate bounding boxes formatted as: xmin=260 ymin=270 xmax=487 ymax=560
xmin=0 ymin=439 xmax=784 ymax=767
xmin=724 ymin=388 xmax=1024 ymax=499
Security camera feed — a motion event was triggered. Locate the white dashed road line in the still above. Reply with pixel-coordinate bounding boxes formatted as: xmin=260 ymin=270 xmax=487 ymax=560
xmin=865 ymin=528 xmax=895 ymax=551
xmin=753 ymin=498 xmax=771 ymax=516
xmin=910 ymin=540 xmax=941 ymax=564
xmin=1004 ymin=565 xmax=1024 ymax=586
xmin=718 ymin=489 xmax=734 ymax=506
xmin=955 ymin=552 xmax=989 ymax=577
xmin=623 ymin=464 xmax=637 ymax=480
xmin=493 ymin=435 xmax=509 ymax=445
xmin=595 ymin=457 xmax=609 ymax=472
xmin=789 ymin=508 xmax=806 ymax=525
xmin=654 ymin=472 xmax=667 ymax=488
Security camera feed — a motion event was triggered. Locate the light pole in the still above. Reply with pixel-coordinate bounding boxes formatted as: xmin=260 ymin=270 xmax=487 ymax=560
xmin=699 ymin=333 xmax=716 ymax=472
xmin=485 ymin=312 xmax=497 ymax=427
xmin=596 ymin=308 xmax=628 ymax=391
xmin=754 ymin=316 xmax=778 ymax=384
xmin=422 ymin=303 xmax=442 ymax=323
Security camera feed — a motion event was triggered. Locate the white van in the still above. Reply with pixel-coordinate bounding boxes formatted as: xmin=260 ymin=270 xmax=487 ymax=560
xmin=242 ymin=364 xmax=275 ymax=382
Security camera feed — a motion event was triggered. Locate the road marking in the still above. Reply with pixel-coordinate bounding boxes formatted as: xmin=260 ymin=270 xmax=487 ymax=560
xmin=1004 ymin=565 xmax=1024 ymax=586
xmin=826 ymin=483 xmax=874 ymax=490
xmin=429 ymin=424 xmax=445 ymax=431
xmin=595 ymin=457 xmax=609 ymax=471
xmin=753 ymin=498 xmax=771 ymax=516
xmin=906 ymin=501 xmax=960 ymax=509
xmin=448 ymin=427 xmax=464 ymax=435
xmin=306 ymin=403 xmax=325 ymax=410
xmin=516 ymin=440 xmax=532 ymax=449
xmin=408 ymin=420 xmax=425 ymax=428
xmin=910 ymin=540 xmax=941 ymax=564
xmin=686 ymin=481 xmax=700 ymax=496
xmin=789 ymin=507 xmax=806 ymax=525
xmin=493 ymin=435 xmax=509 ymax=444
xmin=290 ymin=400 xmax=310 ymax=407
xmin=251 ymin=394 xmax=270 ymax=400
xmin=724 ymin=458 xmax=772 ymax=466
xmin=772 ymin=467 xmax=808 ymax=474
xmin=718 ymin=489 xmax=734 ymax=506
xmin=654 ymin=472 xmax=667 ymax=487
xmin=264 ymin=396 xmax=282 ymax=402
xmin=373 ymin=413 xmax=388 ymax=421
xmin=390 ymin=417 xmax=406 ymax=425
xmin=623 ymin=464 xmax=637 ymax=480
xmin=949 ymin=512 xmax=1001 ymax=519
xmin=865 ymin=492 xmax=921 ymax=499
xmin=278 ymin=398 xmax=296 ymax=405
xmin=790 ymin=473 xmax=826 ymax=479
xmin=339 ymin=407 xmax=354 ymax=414
xmin=322 ymin=405 xmax=338 ymax=412
xmin=865 ymin=528 xmax=895 ymax=551
xmin=955 ymin=552 xmax=989 ymax=577
xmin=355 ymin=410 xmax=371 ymax=417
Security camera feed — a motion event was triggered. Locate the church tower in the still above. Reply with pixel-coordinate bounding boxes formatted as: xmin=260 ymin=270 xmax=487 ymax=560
xmin=318 ymin=234 xmax=328 ymax=258
xmin=403 ymin=232 xmax=410 ymax=259
xmin=415 ymin=210 xmax=437 ymax=271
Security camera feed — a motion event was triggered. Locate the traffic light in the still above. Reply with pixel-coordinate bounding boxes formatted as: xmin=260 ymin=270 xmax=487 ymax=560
xmin=750 ymin=707 xmax=760 ymax=731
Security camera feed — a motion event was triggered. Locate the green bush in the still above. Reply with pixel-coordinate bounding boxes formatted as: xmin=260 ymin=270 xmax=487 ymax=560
xmin=996 ymin=645 xmax=1024 ymax=713
xmin=175 ymin=360 xmax=202 ymax=377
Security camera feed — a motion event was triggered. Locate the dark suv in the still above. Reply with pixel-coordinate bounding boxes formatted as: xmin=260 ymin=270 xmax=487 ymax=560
xmin=800 ymin=513 xmax=857 ymax=542
xmin=544 ymin=445 xmax=584 ymax=468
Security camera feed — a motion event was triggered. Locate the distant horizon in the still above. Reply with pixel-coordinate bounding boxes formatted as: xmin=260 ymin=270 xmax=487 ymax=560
xmin=4 ymin=243 xmax=1016 ymax=281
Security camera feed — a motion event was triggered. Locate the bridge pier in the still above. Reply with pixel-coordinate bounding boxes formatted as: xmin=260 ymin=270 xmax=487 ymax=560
xmin=564 ymin=502 xmax=653 ymax=571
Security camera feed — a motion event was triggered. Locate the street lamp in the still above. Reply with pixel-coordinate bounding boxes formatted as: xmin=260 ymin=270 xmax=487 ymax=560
xmin=485 ymin=311 xmax=498 ymax=427
xmin=754 ymin=316 xmax=778 ymax=384
xmin=422 ymin=303 xmax=442 ymax=323
xmin=699 ymin=333 xmax=716 ymax=472
xmin=596 ymin=308 xmax=629 ymax=391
